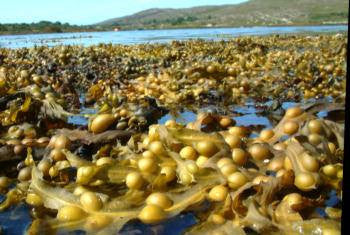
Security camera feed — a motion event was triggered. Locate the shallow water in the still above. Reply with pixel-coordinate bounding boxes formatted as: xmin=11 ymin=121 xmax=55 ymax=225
xmin=0 ymin=25 xmax=347 ymax=49
xmin=158 ymin=111 xmax=197 ymax=125
xmin=67 ymin=98 xmax=332 ymax=129
xmin=0 ymin=202 xmax=31 ymax=234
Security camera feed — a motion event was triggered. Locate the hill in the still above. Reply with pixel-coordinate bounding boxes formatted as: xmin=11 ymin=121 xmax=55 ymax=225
xmin=99 ymin=0 xmax=348 ymax=29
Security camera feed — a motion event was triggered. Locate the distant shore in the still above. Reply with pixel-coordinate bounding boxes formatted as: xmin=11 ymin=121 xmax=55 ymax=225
xmin=0 ymin=21 xmax=110 ymax=36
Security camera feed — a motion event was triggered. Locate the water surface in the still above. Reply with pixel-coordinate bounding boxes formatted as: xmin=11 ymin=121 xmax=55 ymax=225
xmin=0 ymin=25 xmax=347 ymax=48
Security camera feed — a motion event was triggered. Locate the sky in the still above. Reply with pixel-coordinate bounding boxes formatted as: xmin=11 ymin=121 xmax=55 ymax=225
xmin=0 ymin=0 xmax=247 ymax=25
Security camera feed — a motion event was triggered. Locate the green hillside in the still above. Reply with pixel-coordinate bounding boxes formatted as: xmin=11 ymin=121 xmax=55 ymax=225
xmin=99 ymin=0 xmax=348 ymax=29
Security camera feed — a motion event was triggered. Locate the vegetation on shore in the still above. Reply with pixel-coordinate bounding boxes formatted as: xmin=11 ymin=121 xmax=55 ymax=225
xmin=0 ymin=21 xmax=109 ymax=35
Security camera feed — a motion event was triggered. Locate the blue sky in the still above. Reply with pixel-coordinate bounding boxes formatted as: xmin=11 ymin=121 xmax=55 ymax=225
xmin=0 ymin=0 xmax=247 ymax=25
